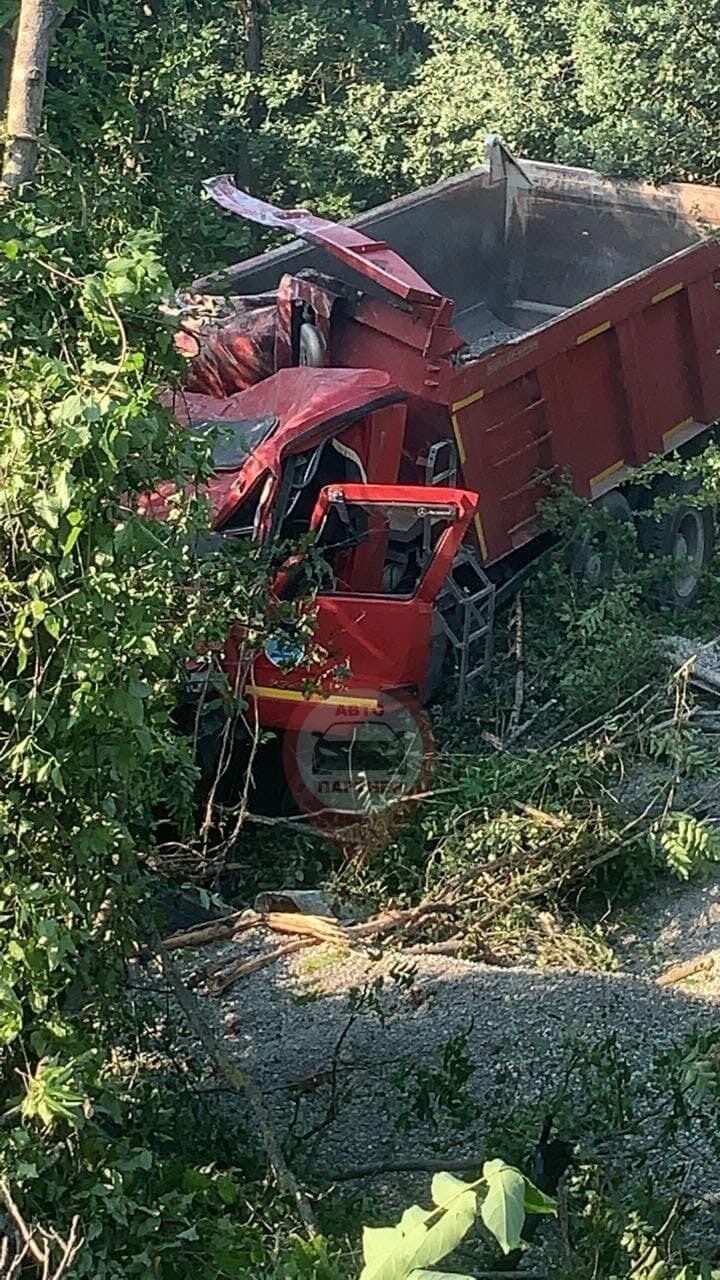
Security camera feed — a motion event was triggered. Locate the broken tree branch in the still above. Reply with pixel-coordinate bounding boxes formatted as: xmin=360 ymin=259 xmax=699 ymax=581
xmin=657 ymin=952 xmax=716 ymax=987
xmin=209 ymin=938 xmax=316 ymax=991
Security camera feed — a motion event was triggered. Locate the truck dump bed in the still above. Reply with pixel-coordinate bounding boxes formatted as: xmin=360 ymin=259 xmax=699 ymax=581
xmin=196 ymin=139 xmax=720 ymax=567
xmin=205 ymin=140 xmax=720 ymax=358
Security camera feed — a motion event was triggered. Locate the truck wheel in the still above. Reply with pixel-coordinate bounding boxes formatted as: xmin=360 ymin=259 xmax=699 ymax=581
xmin=639 ymin=496 xmax=714 ymax=607
xmin=569 ymin=489 xmax=634 ymax=586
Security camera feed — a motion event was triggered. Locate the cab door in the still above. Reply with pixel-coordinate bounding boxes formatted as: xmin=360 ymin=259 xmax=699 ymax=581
xmin=246 ymin=484 xmax=478 ymax=723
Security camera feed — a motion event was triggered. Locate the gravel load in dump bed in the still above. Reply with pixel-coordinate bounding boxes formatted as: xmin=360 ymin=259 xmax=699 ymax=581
xmin=457 ymin=304 xmax=522 ymax=358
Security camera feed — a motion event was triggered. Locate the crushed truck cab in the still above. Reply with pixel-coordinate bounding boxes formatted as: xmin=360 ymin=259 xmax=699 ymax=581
xmin=163 ymin=366 xmax=479 ymax=728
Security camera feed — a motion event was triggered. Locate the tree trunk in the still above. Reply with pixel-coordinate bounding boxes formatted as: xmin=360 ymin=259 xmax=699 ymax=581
xmin=0 ymin=27 xmax=15 ymax=121
xmin=2 ymin=0 xmax=63 ymax=192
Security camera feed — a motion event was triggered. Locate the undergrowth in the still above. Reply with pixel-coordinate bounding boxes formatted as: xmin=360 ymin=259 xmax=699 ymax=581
xmin=244 ymin=503 xmax=720 ymax=972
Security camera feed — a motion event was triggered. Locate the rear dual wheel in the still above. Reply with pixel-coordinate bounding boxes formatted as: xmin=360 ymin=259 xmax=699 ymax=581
xmin=638 ymin=492 xmax=714 ymax=608
xmin=571 ymin=483 xmax=715 ymax=607
xmin=569 ymin=489 xmax=635 ymax=586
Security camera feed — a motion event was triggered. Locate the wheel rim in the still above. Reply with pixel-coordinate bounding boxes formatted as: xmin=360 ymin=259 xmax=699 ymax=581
xmin=672 ymin=510 xmax=705 ymax=598
xmin=583 ymin=548 xmax=604 ymax=586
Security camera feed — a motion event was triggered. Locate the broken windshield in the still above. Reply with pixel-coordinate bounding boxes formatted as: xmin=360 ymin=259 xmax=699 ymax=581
xmin=193 ymin=414 xmax=278 ymax=470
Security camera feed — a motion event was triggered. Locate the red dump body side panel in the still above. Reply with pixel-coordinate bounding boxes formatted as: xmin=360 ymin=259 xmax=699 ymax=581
xmin=446 ymin=239 xmax=720 ymax=562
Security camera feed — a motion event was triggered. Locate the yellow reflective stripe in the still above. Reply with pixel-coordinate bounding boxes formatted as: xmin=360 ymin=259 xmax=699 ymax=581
xmin=246 ymin=684 xmax=379 ymax=710
xmin=450 ymin=410 xmax=467 ymax=465
xmin=590 ymin=459 xmax=625 ymax=489
xmin=662 ymin=417 xmax=694 ymax=450
xmin=576 ymin=320 xmax=611 ymax=345
xmin=652 ymin=282 xmax=683 ymax=305
xmin=451 ymin=387 xmax=485 ymax=413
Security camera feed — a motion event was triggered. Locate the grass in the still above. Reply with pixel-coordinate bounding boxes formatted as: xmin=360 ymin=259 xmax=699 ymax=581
xmin=297 ymin=944 xmax=350 ymax=977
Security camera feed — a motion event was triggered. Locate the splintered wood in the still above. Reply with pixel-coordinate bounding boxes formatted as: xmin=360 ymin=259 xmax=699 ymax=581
xmin=164 ymin=903 xmax=455 ymax=994
xmin=657 ymin=951 xmax=718 ymax=988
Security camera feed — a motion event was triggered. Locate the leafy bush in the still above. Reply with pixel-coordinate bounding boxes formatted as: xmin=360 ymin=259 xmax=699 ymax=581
xmin=0 ymin=195 xmax=277 ymax=1271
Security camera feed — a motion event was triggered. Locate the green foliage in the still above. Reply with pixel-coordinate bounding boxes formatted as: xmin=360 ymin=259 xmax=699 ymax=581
xmin=37 ymin=0 xmax=422 ymax=279
xmin=649 ymin=812 xmax=720 ymax=880
xmin=358 ymin=1166 xmax=554 ymax=1278
xmin=4 ymin=0 xmax=720 ymax=1272
xmin=393 ymin=1024 xmax=477 ymax=1132
xmin=19 ymin=1058 xmax=86 ymax=1129
xmin=0 ymin=178 xmax=276 ymax=1273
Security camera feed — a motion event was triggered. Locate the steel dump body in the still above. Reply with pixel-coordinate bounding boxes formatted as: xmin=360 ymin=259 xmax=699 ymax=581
xmin=204 ymin=146 xmax=720 ymax=564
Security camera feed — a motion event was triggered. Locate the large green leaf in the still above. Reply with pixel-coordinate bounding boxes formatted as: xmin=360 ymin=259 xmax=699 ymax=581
xmin=359 ymin=1177 xmax=478 ymax=1280
xmin=480 ymin=1160 xmax=526 ymax=1255
xmin=409 ymin=1180 xmax=477 ymax=1271
xmin=360 ymin=1224 xmax=414 ymax=1280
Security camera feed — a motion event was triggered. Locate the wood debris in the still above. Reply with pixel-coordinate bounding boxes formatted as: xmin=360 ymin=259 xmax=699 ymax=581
xmin=656 ymin=951 xmax=717 ymax=987
xmin=165 ymin=897 xmax=461 ymax=995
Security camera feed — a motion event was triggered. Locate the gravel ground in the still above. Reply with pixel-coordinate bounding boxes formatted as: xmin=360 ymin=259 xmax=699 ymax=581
xmin=612 ymin=864 xmax=720 ymax=993
xmin=176 ymin=904 xmax=720 ymax=1218
xmin=165 ymin=631 xmax=720 ymax=1264
xmin=139 ymin=842 xmax=720 ymax=1275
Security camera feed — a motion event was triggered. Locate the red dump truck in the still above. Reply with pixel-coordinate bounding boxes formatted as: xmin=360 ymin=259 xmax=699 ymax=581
xmin=168 ymin=137 xmax=720 ymax=760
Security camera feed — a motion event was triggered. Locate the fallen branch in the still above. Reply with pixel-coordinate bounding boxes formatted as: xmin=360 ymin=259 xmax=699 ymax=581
xmin=158 ymin=940 xmax=318 ymax=1237
xmin=164 ymin=909 xmax=257 ymax=950
xmin=165 ymin=908 xmax=345 ymax=953
xmin=657 ymin=953 xmax=716 ymax=987
xmin=265 ymin=911 xmax=347 ymax=943
xmin=347 ymin=902 xmax=455 ymax=940
xmin=1 ymin=1181 xmax=46 ymax=1265
xmin=0 ymin=1180 xmax=83 ymax=1278
xmin=514 ymin=802 xmax=567 ymax=829
xmin=210 ymin=938 xmax=316 ymax=992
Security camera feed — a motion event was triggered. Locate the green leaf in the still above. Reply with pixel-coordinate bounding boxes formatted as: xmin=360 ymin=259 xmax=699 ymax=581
xmin=0 ymin=979 xmax=23 ymax=1045
xmin=430 ymin=1172 xmax=473 ymax=1207
xmin=216 ymin=1173 xmax=238 ymax=1205
xmin=522 ymin=1178 xmax=556 ymax=1216
xmin=33 ymin=493 xmax=60 ymax=530
xmin=62 ymin=524 xmax=81 ymax=555
xmin=360 ymin=1226 xmax=411 ymax=1280
xmin=360 ymin=1178 xmax=478 ymax=1280
xmin=480 ymin=1160 xmax=526 ymax=1255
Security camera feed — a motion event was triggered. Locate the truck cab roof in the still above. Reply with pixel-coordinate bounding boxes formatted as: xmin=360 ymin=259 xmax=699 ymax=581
xmin=155 ymin=366 xmax=406 ymax=528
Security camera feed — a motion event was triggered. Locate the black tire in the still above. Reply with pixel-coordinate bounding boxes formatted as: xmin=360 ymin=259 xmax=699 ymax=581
xmin=569 ymin=489 xmax=635 ymax=586
xmin=639 ymin=497 xmax=714 ymax=608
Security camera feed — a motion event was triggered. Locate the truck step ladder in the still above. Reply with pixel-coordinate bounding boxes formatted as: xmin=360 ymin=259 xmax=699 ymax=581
xmin=438 ymin=547 xmax=496 ymax=714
